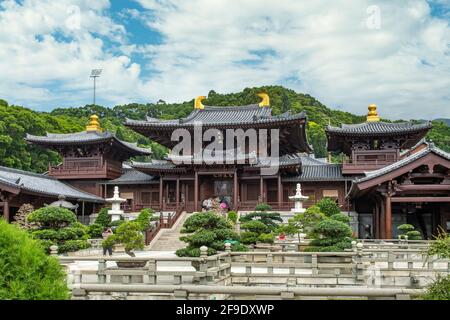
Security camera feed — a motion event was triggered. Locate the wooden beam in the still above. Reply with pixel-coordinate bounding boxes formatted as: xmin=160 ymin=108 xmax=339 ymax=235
xmin=385 ymin=195 xmax=392 ymax=240
xmin=391 ymin=197 xmax=450 ymax=203
xmin=397 ymin=184 xmax=450 ymax=191
xmin=194 ymin=171 xmax=199 ymax=212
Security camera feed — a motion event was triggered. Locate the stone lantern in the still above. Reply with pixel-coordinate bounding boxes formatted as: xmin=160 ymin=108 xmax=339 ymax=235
xmin=106 ymin=186 xmax=126 ymax=221
xmin=289 ymin=183 xmax=308 ymax=214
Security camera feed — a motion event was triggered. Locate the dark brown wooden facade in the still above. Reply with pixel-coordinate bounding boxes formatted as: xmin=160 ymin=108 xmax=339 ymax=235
xmin=3 ymin=100 xmax=447 ymax=240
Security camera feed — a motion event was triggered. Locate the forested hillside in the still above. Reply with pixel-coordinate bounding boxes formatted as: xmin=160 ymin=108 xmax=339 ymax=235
xmin=0 ymin=86 xmax=448 ymax=173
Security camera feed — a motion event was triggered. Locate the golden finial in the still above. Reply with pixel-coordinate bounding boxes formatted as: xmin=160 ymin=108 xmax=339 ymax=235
xmin=366 ymin=104 xmax=380 ymax=122
xmin=86 ymin=115 xmax=102 ymax=132
xmin=195 ymin=96 xmax=206 ymax=109
xmin=257 ymin=93 xmax=270 ymax=107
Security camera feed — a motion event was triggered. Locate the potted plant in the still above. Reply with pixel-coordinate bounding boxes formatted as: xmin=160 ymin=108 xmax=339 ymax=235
xmin=103 ymin=221 xmax=146 ymax=268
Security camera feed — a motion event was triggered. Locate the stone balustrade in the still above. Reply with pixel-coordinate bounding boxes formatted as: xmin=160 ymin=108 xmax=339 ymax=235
xmin=56 ymin=242 xmax=449 ymax=300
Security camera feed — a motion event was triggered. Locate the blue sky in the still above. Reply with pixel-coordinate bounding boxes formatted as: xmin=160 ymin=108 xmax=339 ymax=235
xmin=0 ymin=0 xmax=449 ymax=119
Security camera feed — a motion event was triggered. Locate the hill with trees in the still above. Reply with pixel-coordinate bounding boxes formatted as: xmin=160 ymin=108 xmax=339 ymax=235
xmin=0 ymin=86 xmax=448 ymax=173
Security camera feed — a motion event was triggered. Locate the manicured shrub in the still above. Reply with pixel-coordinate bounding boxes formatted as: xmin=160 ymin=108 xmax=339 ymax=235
xmin=227 ymin=211 xmax=238 ymax=223
xmin=316 ymin=198 xmax=341 ymax=217
xmin=0 ymin=220 xmax=69 ymax=299
xmin=288 ymin=205 xmax=326 ymax=235
xmin=103 ymin=221 xmax=144 ymax=257
xmin=307 ymin=219 xmax=353 ymax=252
xmin=27 ymin=207 xmax=76 ymax=228
xmin=27 ymin=207 xmax=90 ymax=254
xmin=109 ymin=219 xmax=125 ymax=228
xmin=176 ymin=212 xmax=240 ymax=257
xmin=87 ymin=223 xmax=104 ymax=238
xmin=258 ymin=233 xmax=275 ymax=244
xmin=254 ymin=203 xmax=272 ymax=212
xmin=397 ymin=224 xmax=422 ymax=240
xmin=330 ymin=213 xmax=350 ymax=224
xmin=240 ymin=231 xmax=259 ymax=245
xmin=94 ymin=207 xmax=110 ymax=227
xmin=58 ymin=240 xmax=91 ymax=253
xmin=135 ymin=208 xmax=156 ymax=231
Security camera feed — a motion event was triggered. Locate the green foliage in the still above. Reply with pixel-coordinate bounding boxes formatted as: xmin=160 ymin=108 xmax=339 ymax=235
xmin=420 ymin=274 xmax=450 ymax=300
xmin=397 ymin=224 xmax=422 ymax=240
xmin=254 ymin=203 xmax=272 ymax=212
xmin=289 ymin=205 xmax=326 ymax=234
xmin=94 ymin=208 xmax=111 ymax=228
xmin=135 ymin=208 xmax=156 ymax=231
xmin=307 ymin=219 xmax=353 ymax=252
xmin=239 ymin=211 xmax=283 ymax=230
xmin=109 ymin=219 xmax=125 ymax=228
xmin=176 ymin=212 xmax=240 ymax=257
xmin=0 ymin=87 xmax=448 ymax=170
xmin=27 ymin=207 xmax=90 ymax=254
xmin=0 ymin=220 xmax=69 ymax=299
xmin=104 ymin=221 xmax=144 ymax=256
xmin=227 ymin=211 xmax=238 ymax=223
xmin=257 ymin=233 xmax=275 ymax=244
xmin=87 ymin=223 xmax=104 ymax=238
xmin=27 ymin=207 xmax=76 ymax=228
xmin=316 ymin=198 xmax=341 ymax=217
xmin=330 ymin=213 xmax=350 ymax=224
xmin=427 ymin=227 xmax=450 ymax=259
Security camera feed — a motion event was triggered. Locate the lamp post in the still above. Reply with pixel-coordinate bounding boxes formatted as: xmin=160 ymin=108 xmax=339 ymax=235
xmin=90 ymin=69 xmax=102 ymax=106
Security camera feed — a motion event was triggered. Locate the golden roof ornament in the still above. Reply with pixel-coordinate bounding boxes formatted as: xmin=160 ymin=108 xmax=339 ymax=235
xmin=366 ymin=104 xmax=380 ymax=122
xmin=86 ymin=115 xmax=102 ymax=132
xmin=194 ymin=96 xmax=206 ymax=109
xmin=258 ymin=93 xmax=270 ymax=107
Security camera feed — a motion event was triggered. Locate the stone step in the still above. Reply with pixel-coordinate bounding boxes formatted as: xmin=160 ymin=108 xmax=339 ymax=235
xmin=148 ymin=212 xmax=192 ymax=251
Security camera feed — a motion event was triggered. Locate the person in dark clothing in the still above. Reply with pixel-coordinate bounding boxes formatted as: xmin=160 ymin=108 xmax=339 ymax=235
xmin=102 ymin=227 xmax=113 ymax=256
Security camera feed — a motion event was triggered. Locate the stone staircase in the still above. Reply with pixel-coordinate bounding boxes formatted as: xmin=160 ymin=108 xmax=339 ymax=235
xmin=148 ymin=212 xmax=191 ymax=251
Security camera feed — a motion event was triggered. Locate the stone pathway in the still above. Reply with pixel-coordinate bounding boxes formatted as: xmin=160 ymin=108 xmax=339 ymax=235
xmin=148 ymin=211 xmax=191 ymax=251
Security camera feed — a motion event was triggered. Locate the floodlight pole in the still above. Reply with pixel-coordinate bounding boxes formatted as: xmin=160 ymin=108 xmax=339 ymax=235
xmin=91 ymin=74 xmax=99 ymax=106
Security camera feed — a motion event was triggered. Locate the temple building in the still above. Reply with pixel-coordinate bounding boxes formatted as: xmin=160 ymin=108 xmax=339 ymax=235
xmin=0 ymin=94 xmax=449 ymax=239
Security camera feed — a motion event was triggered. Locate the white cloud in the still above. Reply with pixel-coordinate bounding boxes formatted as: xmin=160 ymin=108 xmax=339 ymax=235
xmin=0 ymin=0 xmax=449 ymax=120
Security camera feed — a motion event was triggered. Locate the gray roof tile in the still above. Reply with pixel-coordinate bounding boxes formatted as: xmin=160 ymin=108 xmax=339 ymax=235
xmin=26 ymin=131 xmax=151 ymax=155
xmin=326 ymin=121 xmax=432 ymax=136
xmin=0 ymin=166 xmax=104 ymax=202
xmin=104 ymin=168 xmax=157 ymax=185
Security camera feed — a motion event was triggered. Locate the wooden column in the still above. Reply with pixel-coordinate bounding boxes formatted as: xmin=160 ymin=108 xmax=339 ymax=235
xmin=277 ymin=174 xmax=283 ymax=210
xmin=1 ymin=195 xmax=10 ymax=223
xmin=176 ymin=177 xmax=180 ymax=212
xmin=379 ymin=197 xmax=386 ymax=239
xmin=233 ymin=170 xmax=238 ymax=211
xmin=259 ymin=176 xmax=264 ymax=203
xmin=194 ymin=171 xmax=199 ymax=212
xmin=385 ymin=194 xmax=392 ymax=239
xmin=159 ymin=177 xmax=163 ymax=211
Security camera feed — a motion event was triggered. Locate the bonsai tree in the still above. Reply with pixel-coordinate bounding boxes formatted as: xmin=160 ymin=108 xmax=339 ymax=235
xmin=27 ymin=207 xmax=90 ymax=254
xmin=227 ymin=211 xmax=238 ymax=224
xmin=103 ymin=221 xmax=144 ymax=257
xmin=316 ymin=198 xmax=341 ymax=217
xmin=240 ymin=203 xmax=283 ymax=230
xmin=397 ymin=224 xmax=422 ymax=240
xmin=176 ymin=212 xmax=245 ymax=257
xmin=330 ymin=213 xmax=351 ymax=224
xmin=288 ymin=205 xmax=326 ymax=238
xmin=94 ymin=207 xmax=111 ymax=227
xmin=134 ymin=208 xmax=157 ymax=231
xmin=0 ymin=220 xmax=69 ymax=299
xmin=240 ymin=220 xmax=274 ymax=244
xmin=12 ymin=203 xmax=36 ymax=230
xmin=306 ymin=219 xmax=353 ymax=252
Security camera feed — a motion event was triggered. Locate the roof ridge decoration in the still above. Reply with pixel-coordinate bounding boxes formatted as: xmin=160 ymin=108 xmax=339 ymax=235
xmin=195 ymin=96 xmax=206 ymax=109
xmin=257 ymin=93 xmax=270 ymax=107
xmin=86 ymin=114 xmax=102 ymax=132
xmin=366 ymin=104 xmax=380 ymax=122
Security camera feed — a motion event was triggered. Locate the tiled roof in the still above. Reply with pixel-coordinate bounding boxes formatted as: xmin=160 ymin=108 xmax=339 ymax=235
xmin=125 ymin=105 xmax=307 ymax=128
xmin=25 ymin=131 xmax=151 ymax=155
xmin=354 ymin=144 xmax=450 ymax=184
xmin=0 ymin=166 xmax=104 ymax=202
xmin=326 ymin=121 xmax=432 ymax=136
xmin=131 ymin=160 xmax=179 ymax=171
xmin=104 ymin=168 xmax=157 ymax=185
xmin=282 ymin=155 xmax=347 ymax=182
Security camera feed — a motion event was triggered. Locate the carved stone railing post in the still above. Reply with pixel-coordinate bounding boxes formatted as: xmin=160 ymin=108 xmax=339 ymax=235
xmin=147 ymin=259 xmax=156 ymax=284
xmin=98 ymin=259 xmax=106 ymax=284
xmin=199 ymin=246 xmax=208 ymax=284
xmin=50 ymin=245 xmax=59 ymax=256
